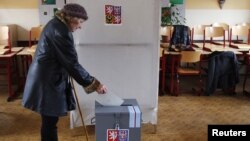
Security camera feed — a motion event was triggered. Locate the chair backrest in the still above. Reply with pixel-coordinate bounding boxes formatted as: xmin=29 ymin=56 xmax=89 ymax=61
xmin=205 ymin=26 xmax=225 ymax=38
xmin=212 ymin=23 xmax=229 ymax=32
xmin=0 ymin=26 xmax=10 ymax=48
xmin=191 ymin=25 xmax=209 ymax=46
xmin=159 ymin=47 xmax=164 ymax=58
xmin=212 ymin=22 xmax=229 ymax=40
xmin=192 ymin=25 xmax=207 ymax=35
xmin=161 ymin=26 xmax=174 ymax=43
xmin=237 ymin=26 xmax=250 ymax=38
xmin=29 ymin=25 xmax=44 ymax=47
xmin=180 ymin=51 xmax=201 ymax=63
xmin=230 ymin=25 xmax=250 ymax=44
xmin=205 ymin=26 xmax=225 ymax=48
xmin=237 ymin=22 xmax=250 ymax=26
xmin=230 ymin=26 xmax=239 ymax=38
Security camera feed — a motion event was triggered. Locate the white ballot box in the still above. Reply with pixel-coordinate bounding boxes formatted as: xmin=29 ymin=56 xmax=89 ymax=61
xmin=95 ymin=99 xmax=141 ymax=141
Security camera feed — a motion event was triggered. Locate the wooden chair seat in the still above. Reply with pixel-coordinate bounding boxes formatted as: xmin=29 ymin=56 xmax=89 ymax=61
xmin=174 ymin=51 xmax=203 ymax=96
xmin=178 ymin=68 xmax=200 ymax=74
xmin=160 ymin=43 xmax=170 ymax=48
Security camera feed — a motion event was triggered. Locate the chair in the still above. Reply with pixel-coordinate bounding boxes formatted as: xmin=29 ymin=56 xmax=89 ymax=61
xmin=26 ymin=25 xmax=43 ymax=64
xmin=237 ymin=22 xmax=250 ymax=27
xmin=18 ymin=26 xmax=43 ymax=90
xmin=0 ymin=26 xmax=20 ymax=101
xmin=174 ymin=51 xmax=202 ymax=96
xmin=29 ymin=25 xmax=43 ymax=47
xmin=212 ymin=22 xmax=230 ymax=41
xmin=160 ymin=26 xmax=173 ymax=48
xmin=191 ymin=25 xmax=208 ymax=48
xmin=203 ymin=26 xmax=226 ymax=51
xmin=0 ymin=26 xmax=11 ymax=54
xmin=229 ymin=25 xmax=250 ymax=50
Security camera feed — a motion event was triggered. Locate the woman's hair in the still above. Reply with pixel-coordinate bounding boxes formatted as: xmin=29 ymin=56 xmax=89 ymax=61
xmin=61 ymin=3 xmax=88 ymax=20
xmin=55 ymin=10 xmax=80 ymax=24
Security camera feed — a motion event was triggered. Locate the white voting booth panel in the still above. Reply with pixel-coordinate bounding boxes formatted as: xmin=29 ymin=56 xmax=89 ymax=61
xmin=68 ymin=0 xmax=160 ymax=128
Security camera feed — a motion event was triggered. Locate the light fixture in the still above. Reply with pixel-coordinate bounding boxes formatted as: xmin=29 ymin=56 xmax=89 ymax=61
xmin=218 ymin=0 xmax=226 ymax=9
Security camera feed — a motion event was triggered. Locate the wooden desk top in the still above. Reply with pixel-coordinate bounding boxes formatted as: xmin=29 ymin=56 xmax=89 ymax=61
xmin=12 ymin=47 xmax=24 ymax=52
xmin=0 ymin=51 xmax=17 ymax=58
xmin=0 ymin=45 xmax=7 ymax=49
xmin=230 ymin=43 xmax=250 ymax=49
xmin=17 ymin=47 xmax=35 ymax=56
xmin=163 ymin=46 xmax=243 ymax=56
xmin=0 ymin=47 xmax=24 ymax=55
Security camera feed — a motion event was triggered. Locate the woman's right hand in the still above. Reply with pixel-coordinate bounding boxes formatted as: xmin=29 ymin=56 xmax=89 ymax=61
xmin=96 ymin=84 xmax=107 ymax=94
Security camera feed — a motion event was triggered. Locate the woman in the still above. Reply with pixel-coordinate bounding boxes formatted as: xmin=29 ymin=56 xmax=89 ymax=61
xmin=22 ymin=3 xmax=107 ymax=141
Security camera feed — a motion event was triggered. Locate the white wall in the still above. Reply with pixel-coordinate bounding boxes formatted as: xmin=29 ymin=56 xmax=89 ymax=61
xmin=71 ymin=0 xmax=158 ymax=45
xmin=0 ymin=9 xmax=39 ymax=40
xmin=185 ymin=9 xmax=250 ymax=40
xmin=186 ymin=9 xmax=250 ymax=27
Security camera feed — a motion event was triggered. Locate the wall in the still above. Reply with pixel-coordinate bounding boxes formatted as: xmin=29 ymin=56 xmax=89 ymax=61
xmin=186 ymin=0 xmax=250 ymax=9
xmin=0 ymin=0 xmax=37 ymax=9
xmin=185 ymin=0 xmax=250 ymax=27
xmin=1 ymin=0 xmax=250 ymax=40
xmin=0 ymin=0 xmax=39 ymax=41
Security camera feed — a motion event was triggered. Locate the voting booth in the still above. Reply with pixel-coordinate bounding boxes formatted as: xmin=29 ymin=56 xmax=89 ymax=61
xmin=66 ymin=0 xmax=160 ymax=129
xmin=95 ymin=99 xmax=141 ymax=141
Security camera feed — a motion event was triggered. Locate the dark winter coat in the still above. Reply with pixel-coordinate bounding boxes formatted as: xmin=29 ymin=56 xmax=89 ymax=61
xmin=22 ymin=17 xmax=99 ymax=116
xmin=170 ymin=25 xmax=190 ymax=49
xmin=205 ymin=51 xmax=240 ymax=95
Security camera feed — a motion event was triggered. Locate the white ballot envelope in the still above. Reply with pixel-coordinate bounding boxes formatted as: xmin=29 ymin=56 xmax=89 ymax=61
xmin=95 ymin=93 xmax=124 ymax=106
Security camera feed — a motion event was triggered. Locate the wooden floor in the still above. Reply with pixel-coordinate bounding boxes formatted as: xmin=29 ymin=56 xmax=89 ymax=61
xmin=1 ymin=76 xmax=250 ymax=141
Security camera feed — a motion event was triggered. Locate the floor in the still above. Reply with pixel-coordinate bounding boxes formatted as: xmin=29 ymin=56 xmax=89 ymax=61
xmin=1 ymin=76 xmax=250 ymax=141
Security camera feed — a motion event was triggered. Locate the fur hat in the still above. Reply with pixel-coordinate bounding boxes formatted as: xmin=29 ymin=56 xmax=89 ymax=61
xmin=62 ymin=3 xmax=88 ymax=20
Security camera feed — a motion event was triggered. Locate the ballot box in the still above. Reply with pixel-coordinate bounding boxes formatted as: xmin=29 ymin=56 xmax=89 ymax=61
xmin=95 ymin=99 xmax=141 ymax=141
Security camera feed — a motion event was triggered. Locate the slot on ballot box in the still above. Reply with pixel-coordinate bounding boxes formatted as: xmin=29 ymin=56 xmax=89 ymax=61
xmin=95 ymin=99 xmax=141 ymax=141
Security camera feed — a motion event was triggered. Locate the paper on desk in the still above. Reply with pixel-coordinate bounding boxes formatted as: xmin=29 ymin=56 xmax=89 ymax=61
xmin=95 ymin=93 xmax=124 ymax=106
